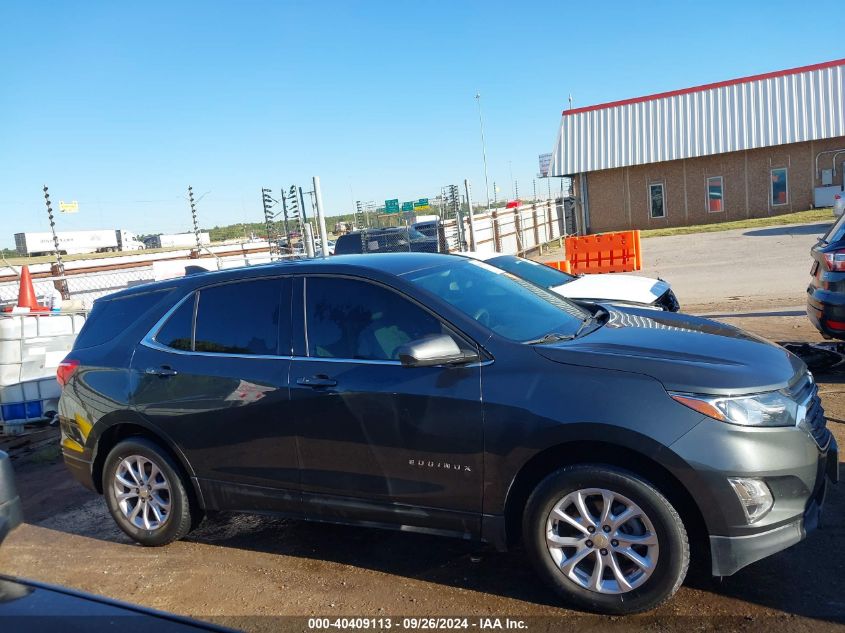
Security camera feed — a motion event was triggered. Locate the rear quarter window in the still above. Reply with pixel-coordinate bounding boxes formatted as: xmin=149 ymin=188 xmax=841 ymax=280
xmin=73 ymin=289 xmax=169 ymax=349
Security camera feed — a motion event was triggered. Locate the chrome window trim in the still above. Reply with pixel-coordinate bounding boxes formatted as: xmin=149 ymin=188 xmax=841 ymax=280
xmin=292 ymin=355 xmax=401 ymax=366
xmin=139 ymin=273 xmax=493 ymax=368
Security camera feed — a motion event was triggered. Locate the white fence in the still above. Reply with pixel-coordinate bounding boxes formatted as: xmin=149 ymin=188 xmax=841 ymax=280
xmin=442 ymin=199 xmax=572 ymax=255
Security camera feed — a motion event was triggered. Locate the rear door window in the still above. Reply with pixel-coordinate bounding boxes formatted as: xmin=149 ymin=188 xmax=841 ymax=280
xmin=194 ymin=279 xmax=287 ymax=355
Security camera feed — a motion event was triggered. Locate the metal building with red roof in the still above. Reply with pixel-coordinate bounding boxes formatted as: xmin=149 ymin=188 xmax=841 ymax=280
xmin=549 ymin=60 xmax=845 ymax=233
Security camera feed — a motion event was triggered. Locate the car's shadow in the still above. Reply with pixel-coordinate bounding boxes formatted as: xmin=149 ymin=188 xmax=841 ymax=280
xmin=743 ymin=222 xmax=831 ymax=237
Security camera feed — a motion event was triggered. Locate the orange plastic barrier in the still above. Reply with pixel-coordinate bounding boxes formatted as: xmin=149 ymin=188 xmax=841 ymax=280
xmin=557 ymin=230 xmax=642 ymax=275
xmin=545 ymin=260 xmax=572 ymax=274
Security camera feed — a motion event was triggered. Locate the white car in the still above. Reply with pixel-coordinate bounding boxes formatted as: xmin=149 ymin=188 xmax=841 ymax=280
xmin=458 ymin=251 xmax=680 ymax=311
xmin=834 ymin=193 xmax=845 ymax=218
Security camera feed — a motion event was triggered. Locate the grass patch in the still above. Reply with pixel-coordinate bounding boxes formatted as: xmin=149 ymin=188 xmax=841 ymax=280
xmin=640 ymin=209 xmax=833 ymax=238
xmin=1 ymin=246 xmax=190 ymax=267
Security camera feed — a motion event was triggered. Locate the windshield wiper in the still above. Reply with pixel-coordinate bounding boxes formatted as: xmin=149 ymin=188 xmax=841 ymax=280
xmin=524 ymin=332 xmax=575 ymax=345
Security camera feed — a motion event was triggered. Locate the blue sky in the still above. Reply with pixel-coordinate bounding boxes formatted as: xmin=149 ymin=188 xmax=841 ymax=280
xmin=0 ymin=1 xmax=840 ymax=248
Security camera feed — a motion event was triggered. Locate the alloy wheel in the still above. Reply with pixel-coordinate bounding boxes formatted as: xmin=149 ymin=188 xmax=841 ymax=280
xmin=113 ymin=455 xmax=172 ymax=530
xmin=545 ymin=488 xmax=659 ymax=594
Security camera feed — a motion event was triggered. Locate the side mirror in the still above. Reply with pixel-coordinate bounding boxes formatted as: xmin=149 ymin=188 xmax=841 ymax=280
xmin=398 ymin=334 xmax=479 ymax=368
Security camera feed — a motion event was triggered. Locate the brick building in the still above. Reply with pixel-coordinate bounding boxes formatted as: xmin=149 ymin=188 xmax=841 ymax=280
xmin=549 ymin=59 xmax=845 ymax=234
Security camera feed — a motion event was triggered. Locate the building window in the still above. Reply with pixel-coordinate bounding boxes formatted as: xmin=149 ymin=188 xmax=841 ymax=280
xmin=707 ymin=176 xmax=724 ymax=212
xmin=771 ymin=168 xmax=788 ymax=206
xmin=649 ymin=183 xmax=666 ymax=219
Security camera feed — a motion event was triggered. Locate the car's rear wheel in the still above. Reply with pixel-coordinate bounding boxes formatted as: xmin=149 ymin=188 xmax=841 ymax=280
xmin=103 ymin=438 xmax=197 ymax=546
xmin=523 ymin=464 xmax=689 ymax=614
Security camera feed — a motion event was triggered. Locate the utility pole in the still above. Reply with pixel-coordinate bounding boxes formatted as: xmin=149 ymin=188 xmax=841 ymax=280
xmin=188 ymin=186 xmax=202 ymax=254
xmin=509 ymin=161 xmax=515 ymax=200
xmin=312 ymin=176 xmax=329 ymax=259
xmin=280 ymin=191 xmax=291 ymax=252
xmin=464 ymin=179 xmax=476 ymax=250
xmin=355 ymin=201 xmax=365 ymax=229
xmin=42 ymin=185 xmax=69 ymax=300
xmin=261 ymin=188 xmax=273 ymax=250
xmin=475 ymin=92 xmax=491 ymax=212
xmin=298 ymin=187 xmax=309 ymax=225
xmin=493 ymin=181 xmax=498 ymax=205
xmin=287 ymin=185 xmax=305 ymax=250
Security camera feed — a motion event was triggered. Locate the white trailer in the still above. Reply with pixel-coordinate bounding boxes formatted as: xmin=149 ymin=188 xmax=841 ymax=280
xmin=14 ymin=229 xmax=144 ymax=257
xmin=145 ymin=232 xmax=211 ymax=249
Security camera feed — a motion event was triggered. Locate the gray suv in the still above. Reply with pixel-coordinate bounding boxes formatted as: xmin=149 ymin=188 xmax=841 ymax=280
xmin=57 ymin=253 xmax=838 ymax=614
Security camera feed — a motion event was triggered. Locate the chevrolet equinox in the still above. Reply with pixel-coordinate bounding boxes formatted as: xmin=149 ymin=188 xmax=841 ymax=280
xmin=58 ymin=253 xmax=838 ymax=614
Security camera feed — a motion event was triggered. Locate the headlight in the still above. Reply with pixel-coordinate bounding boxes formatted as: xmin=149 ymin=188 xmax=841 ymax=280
xmin=670 ymin=390 xmax=799 ymax=427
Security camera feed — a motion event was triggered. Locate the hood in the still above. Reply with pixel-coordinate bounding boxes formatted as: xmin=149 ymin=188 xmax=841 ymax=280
xmin=553 ymin=274 xmax=669 ymax=306
xmin=534 ymin=307 xmax=806 ymax=395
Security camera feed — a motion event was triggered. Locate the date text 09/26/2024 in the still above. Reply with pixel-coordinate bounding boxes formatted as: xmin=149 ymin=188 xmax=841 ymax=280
xmin=307 ymin=617 xmax=527 ymax=630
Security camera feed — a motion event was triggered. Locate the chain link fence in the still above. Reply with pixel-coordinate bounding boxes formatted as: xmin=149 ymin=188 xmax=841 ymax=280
xmin=0 ymin=266 xmax=156 ymax=309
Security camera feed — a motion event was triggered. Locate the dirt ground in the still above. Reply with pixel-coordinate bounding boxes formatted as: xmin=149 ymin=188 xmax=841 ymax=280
xmin=1 ymin=230 xmax=844 ymax=631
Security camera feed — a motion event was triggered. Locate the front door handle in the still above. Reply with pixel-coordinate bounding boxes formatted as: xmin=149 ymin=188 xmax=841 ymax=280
xmin=146 ymin=366 xmax=178 ymax=377
xmin=296 ymin=375 xmax=337 ymax=388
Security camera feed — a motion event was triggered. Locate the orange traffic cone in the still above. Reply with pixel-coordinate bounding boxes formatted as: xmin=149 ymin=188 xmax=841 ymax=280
xmin=15 ymin=266 xmax=48 ymax=312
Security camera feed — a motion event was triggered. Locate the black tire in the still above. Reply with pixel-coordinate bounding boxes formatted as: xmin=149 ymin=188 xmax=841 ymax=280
xmin=102 ymin=437 xmax=198 ymax=546
xmin=523 ymin=464 xmax=689 ymax=614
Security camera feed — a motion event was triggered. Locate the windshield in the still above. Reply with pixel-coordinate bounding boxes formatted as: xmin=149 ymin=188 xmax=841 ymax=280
xmin=407 ymin=227 xmax=429 ymax=240
xmin=485 ymin=255 xmax=575 ymax=288
xmin=821 ymin=215 xmax=845 ymax=243
xmin=403 ymin=259 xmax=590 ymax=342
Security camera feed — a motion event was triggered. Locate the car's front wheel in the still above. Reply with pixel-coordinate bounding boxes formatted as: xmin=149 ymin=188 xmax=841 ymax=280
xmin=523 ymin=464 xmax=689 ymax=614
xmin=103 ymin=438 xmax=197 ymax=546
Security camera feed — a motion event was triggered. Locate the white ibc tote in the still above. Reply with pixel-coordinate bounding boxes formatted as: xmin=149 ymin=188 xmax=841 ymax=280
xmin=0 ymin=311 xmax=87 ymax=432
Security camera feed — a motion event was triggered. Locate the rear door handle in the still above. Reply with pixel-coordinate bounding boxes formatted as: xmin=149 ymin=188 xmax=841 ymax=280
xmin=296 ymin=375 xmax=337 ymax=388
xmin=146 ymin=366 xmax=178 ymax=377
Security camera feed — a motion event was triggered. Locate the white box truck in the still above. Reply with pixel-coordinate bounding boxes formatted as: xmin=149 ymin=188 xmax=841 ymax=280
xmin=13 ymin=229 xmax=145 ymax=256
xmin=144 ymin=232 xmax=211 ymax=249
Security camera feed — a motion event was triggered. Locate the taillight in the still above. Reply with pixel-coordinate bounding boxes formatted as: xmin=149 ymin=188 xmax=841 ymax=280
xmin=823 ymin=249 xmax=845 ymax=272
xmin=836 ymin=195 xmax=842 ymax=200
xmin=56 ymin=359 xmax=79 ymax=388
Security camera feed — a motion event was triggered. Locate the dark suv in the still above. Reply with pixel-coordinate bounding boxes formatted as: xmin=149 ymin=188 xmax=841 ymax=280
xmin=334 ymin=227 xmax=439 ymax=255
xmin=808 ymin=215 xmax=845 ymax=338
xmin=58 ymin=254 xmax=837 ymax=615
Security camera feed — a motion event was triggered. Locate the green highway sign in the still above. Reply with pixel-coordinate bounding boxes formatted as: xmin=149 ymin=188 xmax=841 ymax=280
xmin=413 ymin=198 xmax=430 ymax=210
xmin=385 ymin=198 xmax=400 ymax=213
xmin=401 ymin=201 xmax=414 ymax=212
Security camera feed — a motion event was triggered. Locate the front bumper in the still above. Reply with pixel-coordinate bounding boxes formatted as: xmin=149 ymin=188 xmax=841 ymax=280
xmin=709 ymin=436 xmax=837 ymax=576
